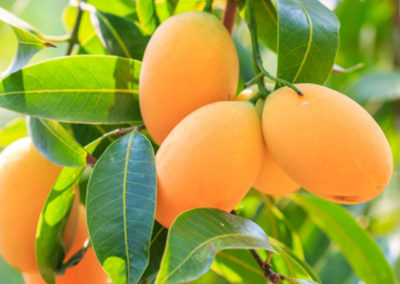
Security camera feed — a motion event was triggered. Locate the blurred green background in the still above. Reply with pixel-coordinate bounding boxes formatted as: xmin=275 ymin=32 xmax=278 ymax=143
xmin=0 ymin=0 xmax=399 ymax=283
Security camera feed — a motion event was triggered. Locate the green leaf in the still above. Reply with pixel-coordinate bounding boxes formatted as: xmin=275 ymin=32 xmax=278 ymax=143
xmin=276 ymin=0 xmax=339 ymax=84
xmin=0 ymin=55 xmax=142 ymax=124
xmin=0 ymin=118 xmax=27 ymax=147
xmin=241 ymin=0 xmax=277 ymax=51
xmin=137 ymin=0 xmax=158 ymax=34
xmin=90 ymin=8 xmax=150 ymax=59
xmin=293 ymin=195 xmax=396 ymax=284
xmin=347 ymin=71 xmax=400 ymax=103
xmin=141 ymin=222 xmax=168 ymax=280
xmin=213 ymin=250 xmax=265 ymax=284
xmin=87 ymin=0 xmax=137 ymax=18
xmin=174 ymin=0 xmax=203 ymax=14
xmin=269 ymin=238 xmax=319 ymax=283
xmin=0 ymin=254 xmax=24 ymax=284
xmin=87 ymin=132 xmax=156 ymax=284
xmin=0 ymin=7 xmax=55 ymax=77
xmin=154 ymin=0 xmax=178 ymax=22
xmin=36 ymin=167 xmax=83 ymax=284
xmin=77 ymin=34 xmax=107 ymax=55
xmin=156 ymin=208 xmax=275 ymax=284
xmin=28 ymin=117 xmax=87 ymax=167
xmin=367 ymin=207 xmax=400 ymax=236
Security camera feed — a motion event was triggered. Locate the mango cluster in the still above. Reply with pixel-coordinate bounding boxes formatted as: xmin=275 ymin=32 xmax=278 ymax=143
xmin=140 ymin=12 xmax=392 ymax=228
xmin=0 ymin=137 xmax=108 ymax=283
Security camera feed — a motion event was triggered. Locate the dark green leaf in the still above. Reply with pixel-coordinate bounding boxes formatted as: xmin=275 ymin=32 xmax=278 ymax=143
xmin=28 ymin=117 xmax=87 ymax=167
xmin=87 ymin=132 xmax=156 ymax=284
xmin=90 ymin=9 xmax=149 ymax=59
xmin=0 ymin=118 xmax=27 ymax=147
xmin=293 ymin=195 xmax=396 ymax=284
xmin=141 ymin=222 xmax=168 ymax=280
xmin=0 ymin=7 xmax=55 ymax=77
xmin=137 ymin=0 xmax=158 ymax=34
xmin=0 ymin=55 xmax=142 ymax=124
xmin=36 ymin=167 xmax=83 ymax=284
xmin=156 ymin=208 xmax=275 ymax=284
xmin=276 ymin=0 xmax=339 ymax=84
xmin=347 ymin=71 xmax=400 ymax=103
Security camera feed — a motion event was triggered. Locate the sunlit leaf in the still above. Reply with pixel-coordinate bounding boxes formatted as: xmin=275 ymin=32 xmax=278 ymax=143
xmin=0 ymin=7 xmax=55 ymax=77
xmin=0 ymin=118 xmax=27 ymax=147
xmin=0 ymin=55 xmax=142 ymax=124
xmin=137 ymin=0 xmax=158 ymax=34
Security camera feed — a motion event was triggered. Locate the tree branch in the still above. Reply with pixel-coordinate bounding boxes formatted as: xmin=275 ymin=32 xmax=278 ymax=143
xmin=222 ymin=0 xmax=237 ymax=34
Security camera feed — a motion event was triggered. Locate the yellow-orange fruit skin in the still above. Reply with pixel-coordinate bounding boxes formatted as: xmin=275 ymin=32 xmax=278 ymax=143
xmin=262 ymin=83 xmax=393 ymax=203
xmin=139 ymin=11 xmax=239 ymax=144
xmin=156 ymin=101 xmax=264 ymax=228
xmin=254 ymin=144 xmax=299 ymax=196
xmin=23 ymin=206 xmax=109 ymax=284
xmin=0 ymin=137 xmax=64 ymax=273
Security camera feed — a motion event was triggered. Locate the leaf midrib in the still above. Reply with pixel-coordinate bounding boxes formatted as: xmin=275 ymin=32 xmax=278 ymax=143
xmin=122 ymin=132 xmax=135 ymax=283
xmin=0 ymin=89 xmax=138 ymax=96
xmin=159 ymin=233 xmax=270 ymax=283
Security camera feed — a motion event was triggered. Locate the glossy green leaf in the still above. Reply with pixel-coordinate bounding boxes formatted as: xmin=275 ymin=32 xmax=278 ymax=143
xmin=0 ymin=7 xmax=55 ymax=77
xmin=63 ymin=6 xmax=95 ymax=44
xmin=77 ymin=34 xmax=107 ymax=55
xmin=90 ymin=8 xmax=149 ymax=59
xmin=137 ymin=0 xmax=158 ymax=34
xmin=241 ymin=0 xmax=277 ymax=51
xmin=0 ymin=55 xmax=142 ymax=124
xmin=348 ymin=71 xmax=400 ymax=103
xmin=276 ymin=0 xmax=339 ymax=84
xmin=293 ymin=195 xmax=396 ymax=284
xmin=28 ymin=117 xmax=87 ymax=167
xmin=87 ymin=132 xmax=156 ymax=284
xmin=156 ymin=208 xmax=275 ymax=284
xmin=174 ymin=0 xmax=203 ymax=14
xmin=87 ymin=0 xmax=136 ymax=18
xmin=36 ymin=167 xmax=83 ymax=284
xmin=0 ymin=118 xmax=27 ymax=147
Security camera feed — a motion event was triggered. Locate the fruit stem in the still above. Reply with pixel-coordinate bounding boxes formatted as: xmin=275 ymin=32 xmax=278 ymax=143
xmin=65 ymin=0 xmax=86 ymax=55
xmin=203 ymin=0 xmax=214 ymax=12
xmin=245 ymin=0 xmax=303 ymax=97
xmin=222 ymin=0 xmax=237 ymax=34
xmin=246 ymin=0 xmax=270 ymax=101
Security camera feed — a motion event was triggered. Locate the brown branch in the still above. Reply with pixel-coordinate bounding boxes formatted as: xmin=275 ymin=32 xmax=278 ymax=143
xmin=222 ymin=0 xmax=237 ymax=34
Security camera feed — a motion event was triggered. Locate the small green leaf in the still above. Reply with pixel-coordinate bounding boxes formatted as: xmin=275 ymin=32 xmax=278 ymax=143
xmin=293 ymin=194 xmax=396 ymax=284
xmin=90 ymin=8 xmax=150 ymax=59
xmin=0 ymin=7 xmax=55 ymax=77
xmin=367 ymin=207 xmax=400 ymax=236
xmin=36 ymin=167 xmax=83 ymax=284
xmin=87 ymin=132 xmax=156 ymax=284
xmin=0 ymin=55 xmax=142 ymax=124
xmin=276 ymin=0 xmax=339 ymax=84
xmin=137 ymin=0 xmax=158 ymax=34
xmin=28 ymin=117 xmax=87 ymax=167
xmin=0 ymin=118 xmax=27 ymax=147
xmin=156 ymin=208 xmax=275 ymax=284
xmin=348 ymin=71 xmax=400 ymax=103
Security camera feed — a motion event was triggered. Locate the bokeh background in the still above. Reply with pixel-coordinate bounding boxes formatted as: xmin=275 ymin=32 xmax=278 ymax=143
xmin=0 ymin=0 xmax=399 ymax=283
